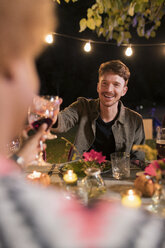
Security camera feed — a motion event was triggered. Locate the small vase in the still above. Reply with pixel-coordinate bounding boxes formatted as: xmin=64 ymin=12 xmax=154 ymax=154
xmin=80 ymin=167 xmax=106 ymax=205
xmin=147 ymin=179 xmax=165 ymax=216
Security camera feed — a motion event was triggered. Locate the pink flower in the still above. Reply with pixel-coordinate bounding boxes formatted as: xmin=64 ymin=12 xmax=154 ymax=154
xmin=145 ymin=163 xmax=157 ymax=177
xmin=83 ymin=150 xmax=106 ymax=164
xmin=152 ymin=160 xmax=160 ymax=169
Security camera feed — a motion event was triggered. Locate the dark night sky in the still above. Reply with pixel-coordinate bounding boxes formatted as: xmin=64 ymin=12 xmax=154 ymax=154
xmin=36 ymin=1 xmax=165 ymax=111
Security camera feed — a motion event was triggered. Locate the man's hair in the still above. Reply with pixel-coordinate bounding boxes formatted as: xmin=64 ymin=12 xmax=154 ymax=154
xmin=0 ymin=0 xmax=54 ymax=68
xmin=98 ymin=60 xmax=130 ymax=84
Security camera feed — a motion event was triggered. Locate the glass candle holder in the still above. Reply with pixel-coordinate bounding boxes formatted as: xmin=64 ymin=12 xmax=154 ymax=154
xmin=82 ymin=168 xmax=106 ymax=201
xmin=27 ymin=171 xmax=50 ymax=186
xmin=121 ymin=189 xmax=142 ymax=208
xmin=63 ymin=170 xmax=78 ymax=184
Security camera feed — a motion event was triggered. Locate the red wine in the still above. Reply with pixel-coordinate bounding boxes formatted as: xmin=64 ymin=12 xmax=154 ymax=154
xmin=32 ymin=117 xmax=53 ymax=131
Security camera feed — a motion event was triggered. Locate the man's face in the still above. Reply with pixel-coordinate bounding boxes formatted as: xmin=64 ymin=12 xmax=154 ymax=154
xmin=97 ymin=72 xmax=128 ymax=108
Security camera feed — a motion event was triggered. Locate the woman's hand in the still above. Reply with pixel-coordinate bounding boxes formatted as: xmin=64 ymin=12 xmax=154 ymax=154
xmin=16 ymin=123 xmax=48 ymax=166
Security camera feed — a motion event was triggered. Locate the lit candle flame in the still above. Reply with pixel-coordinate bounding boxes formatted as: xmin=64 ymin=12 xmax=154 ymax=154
xmin=27 ymin=171 xmax=41 ymax=179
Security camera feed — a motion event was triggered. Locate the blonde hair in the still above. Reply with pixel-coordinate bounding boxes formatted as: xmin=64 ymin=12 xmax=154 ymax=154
xmin=0 ymin=0 xmax=54 ymax=68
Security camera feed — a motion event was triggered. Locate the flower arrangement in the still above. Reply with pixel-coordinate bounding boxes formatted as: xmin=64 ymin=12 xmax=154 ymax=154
xmin=144 ymin=159 xmax=165 ymax=180
xmin=133 ymin=144 xmax=165 ymax=198
xmin=61 ymin=137 xmax=108 ymax=176
xmin=83 ymin=149 xmax=106 ymax=164
xmin=132 ymin=143 xmax=165 ymax=179
xmin=133 ymin=144 xmax=157 ymax=161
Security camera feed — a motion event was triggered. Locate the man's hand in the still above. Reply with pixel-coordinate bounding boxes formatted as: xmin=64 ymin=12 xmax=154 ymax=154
xmin=52 ymin=98 xmax=63 ymax=125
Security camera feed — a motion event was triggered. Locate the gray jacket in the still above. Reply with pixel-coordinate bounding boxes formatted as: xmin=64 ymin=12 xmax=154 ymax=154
xmin=53 ymin=97 xmax=145 ymax=160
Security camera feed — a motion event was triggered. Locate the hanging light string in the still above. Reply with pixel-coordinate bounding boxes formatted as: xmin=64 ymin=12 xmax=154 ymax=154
xmin=51 ymin=32 xmax=165 ymax=47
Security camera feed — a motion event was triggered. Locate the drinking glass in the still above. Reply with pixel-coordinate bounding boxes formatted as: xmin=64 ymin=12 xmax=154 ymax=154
xmin=28 ymin=95 xmax=60 ymax=165
xmin=156 ymin=127 xmax=165 ymax=159
xmin=110 ymin=152 xmax=130 ymax=179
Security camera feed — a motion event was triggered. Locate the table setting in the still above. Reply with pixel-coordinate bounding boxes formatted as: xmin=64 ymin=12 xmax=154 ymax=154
xmin=24 ymin=145 xmax=165 ymax=218
xmin=22 ymin=111 xmax=165 ymax=217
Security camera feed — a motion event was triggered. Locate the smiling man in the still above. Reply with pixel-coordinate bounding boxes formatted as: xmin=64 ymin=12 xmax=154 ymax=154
xmin=53 ymin=60 xmax=145 ymax=161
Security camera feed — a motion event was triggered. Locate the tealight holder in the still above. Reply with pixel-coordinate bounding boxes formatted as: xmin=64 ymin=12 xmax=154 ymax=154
xmin=63 ymin=170 xmax=78 ymax=185
xmin=27 ymin=171 xmax=50 ymax=186
xmin=121 ymin=189 xmax=142 ymax=208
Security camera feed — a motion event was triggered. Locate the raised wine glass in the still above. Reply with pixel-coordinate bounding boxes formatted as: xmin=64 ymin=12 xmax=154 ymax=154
xmin=156 ymin=127 xmax=165 ymax=159
xmin=28 ymin=95 xmax=60 ymax=166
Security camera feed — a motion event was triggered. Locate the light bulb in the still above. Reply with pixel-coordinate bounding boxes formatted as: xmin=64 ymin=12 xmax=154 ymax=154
xmin=125 ymin=46 xmax=133 ymax=56
xmin=45 ymin=34 xmax=54 ymax=44
xmin=84 ymin=42 xmax=91 ymax=52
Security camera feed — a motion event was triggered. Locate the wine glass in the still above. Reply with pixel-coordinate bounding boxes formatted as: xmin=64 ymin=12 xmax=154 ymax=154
xmin=156 ymin=127 xmax=165 ymax=159
xmin=40 ymin=95 xmax=60 ymax=140
xmin=28 ymin=95 xmax=60 ymax=166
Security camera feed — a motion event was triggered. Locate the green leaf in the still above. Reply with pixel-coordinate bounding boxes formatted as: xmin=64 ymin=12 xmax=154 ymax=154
xmin=155 ymin=20 xmax=161 ymax=27
xmin=98 ymin=2 xmax=104 ymax=14
xmin=92 ymin=4 xmax=98 ymax=10
xmin=151 ymin=31 xmax=156 ymax=37
xmin=117 ymin=17 xmax=124 ymax=25
xmin=137 ymin=26 xmax=145 ymax=37
xmin=95 ymin=17 xmax=102 ymax=27
xmin=112 ymin=32 xmax=118 ymax=40
xmin=87 ymin=8 xmax=93 ymax=19
xmin=87 ymin=18 xmax=96 ymax=30
xmin=134 ymin=3 xmax=142 ymax=13
xmin=79 ymin=18 xmax=87 ymax=32
xmin=106 ymin=30 xmax=113 ymax=40
xmin=71 ymin=0 xmax=165 ymax=45
xmin=124 ymin=31 xmax=132 ymax=39
xmin=103 ymin=0 xmax=111 ymax=11
xmin=116 ymin=31 xmax=124 ymax=46
xmin=128 ymin=2 xmax=135 ymax=16
xmin=97 ymin=27 xmax=104 ymax=36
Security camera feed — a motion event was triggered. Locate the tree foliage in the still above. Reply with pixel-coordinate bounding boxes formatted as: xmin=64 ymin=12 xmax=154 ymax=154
xmin=55 ymin=0 xmax=165 ymax=45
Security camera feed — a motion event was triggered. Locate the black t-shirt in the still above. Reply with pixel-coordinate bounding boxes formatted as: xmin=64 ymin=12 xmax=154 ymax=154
xmin=89 ymin=115 xmax=118 ymax=160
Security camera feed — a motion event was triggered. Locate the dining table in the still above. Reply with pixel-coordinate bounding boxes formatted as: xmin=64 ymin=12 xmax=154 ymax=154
xmin=25 ymin=161 xmax=165 ymax=218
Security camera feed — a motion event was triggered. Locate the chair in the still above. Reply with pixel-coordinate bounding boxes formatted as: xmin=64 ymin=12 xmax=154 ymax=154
xmin=143 ymin=118 xmax=153 ymax=139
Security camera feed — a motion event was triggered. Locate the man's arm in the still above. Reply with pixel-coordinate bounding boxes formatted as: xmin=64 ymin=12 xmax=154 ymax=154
xmin=51 ymin=98 xmax=84 ymax=133
xmin=131 ymin=116 xmax=145 ymax=161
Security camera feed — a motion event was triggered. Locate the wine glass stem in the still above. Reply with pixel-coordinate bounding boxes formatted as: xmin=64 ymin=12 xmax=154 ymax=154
xmin=37 ymin=140 xmax=46 ymax=165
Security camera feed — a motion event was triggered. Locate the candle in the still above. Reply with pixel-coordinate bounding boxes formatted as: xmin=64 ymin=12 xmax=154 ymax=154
xmin=63 ymin=170 xmax=78 ymax=184
xmin=27 ymin=170 xmax=41 ymax=180
xmin=27 ymin=171 xmax=50 ymax=186
xmin=121 ymin=189 xmax=141 ymax=208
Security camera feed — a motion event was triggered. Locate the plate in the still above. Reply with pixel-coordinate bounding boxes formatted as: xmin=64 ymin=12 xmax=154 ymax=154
xmin=58 ymin=160 xmax=111 ymax=177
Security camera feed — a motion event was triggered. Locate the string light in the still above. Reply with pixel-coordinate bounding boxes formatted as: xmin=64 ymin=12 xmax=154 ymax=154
xmin=53 ymin=32 xmax=165 ymax=47
xmin=84 ymin=42 xmax=91 ymax=52
xmin=45 ymin=33 xmax=54 ymax=44
xmin=43 ymin=32 xmax=165 ymax=56
xmin=125 ymin=46 xmax=133 ymax=56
